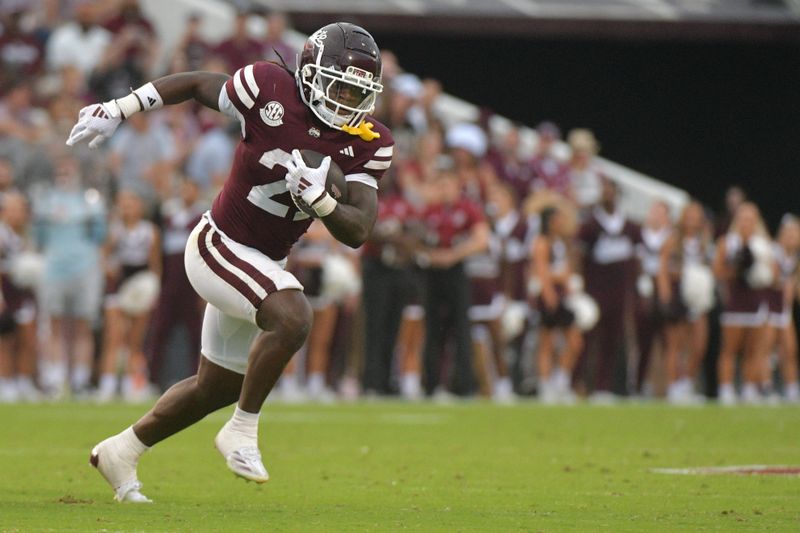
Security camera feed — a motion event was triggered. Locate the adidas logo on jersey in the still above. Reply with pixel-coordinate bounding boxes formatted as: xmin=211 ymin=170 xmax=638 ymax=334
xmin=339 ymin=146 xmax=354 ymax=157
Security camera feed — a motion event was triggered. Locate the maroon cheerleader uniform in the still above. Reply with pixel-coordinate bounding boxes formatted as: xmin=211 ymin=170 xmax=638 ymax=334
xmin=533 ymin=237 xmax=574 ymax=329
xmin=719 ymin=233 xmax=768 ymax=328
xmin=0 ymin=223 xmax=36 ymax=333
xmin=104 ymin=219 xmax=157 ymax=308
xmin=634 ymin=226 xmax=670 ymax=391
xmin=766 ymin=243 xmax=798 ymax=328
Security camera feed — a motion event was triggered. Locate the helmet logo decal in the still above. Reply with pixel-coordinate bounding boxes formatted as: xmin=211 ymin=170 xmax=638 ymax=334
xmin=260 ymin=101 xmax=285 ymax=127
xmin=311 ymin=29 xmax=327 ymax=44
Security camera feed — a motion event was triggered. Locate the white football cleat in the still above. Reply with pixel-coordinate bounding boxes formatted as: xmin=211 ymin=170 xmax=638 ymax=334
xmin=215 ymin=424 xmax=269 ymax=483
xmin=90 ymin=437 xmax=151 ymax=503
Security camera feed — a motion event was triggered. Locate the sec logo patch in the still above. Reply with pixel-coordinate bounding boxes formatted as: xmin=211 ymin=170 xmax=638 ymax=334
xmin=260 ymin=101 xmax=284 ymax=127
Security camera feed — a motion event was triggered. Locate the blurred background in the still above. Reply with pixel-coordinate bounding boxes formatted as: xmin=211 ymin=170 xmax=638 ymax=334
xmin=0 ymin=0 xmax=798 ymax=407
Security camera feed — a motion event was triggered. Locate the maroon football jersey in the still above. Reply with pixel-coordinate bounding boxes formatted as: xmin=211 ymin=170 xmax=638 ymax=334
xmin=215 ymin=61 xmax=394 ymax=260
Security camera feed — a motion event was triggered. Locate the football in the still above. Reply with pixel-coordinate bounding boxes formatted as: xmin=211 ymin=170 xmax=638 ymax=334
xmin=292 ymin=149 xmax=348 ymax=218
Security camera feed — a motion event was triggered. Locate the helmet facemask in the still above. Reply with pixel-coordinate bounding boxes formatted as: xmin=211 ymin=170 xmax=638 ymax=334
xmin=297 ymin=37 xmax=383 ymax=131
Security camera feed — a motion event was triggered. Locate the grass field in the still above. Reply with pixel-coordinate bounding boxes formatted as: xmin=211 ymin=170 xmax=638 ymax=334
xmin=1 ymin=401 xmax=799 ymax=532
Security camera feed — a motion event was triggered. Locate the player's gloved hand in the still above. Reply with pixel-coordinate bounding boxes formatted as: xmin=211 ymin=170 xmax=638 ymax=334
xmin=285 ymin=149 xmax=336 ymax=216
xmin=66 ymin=101 xmax=123 ymax=149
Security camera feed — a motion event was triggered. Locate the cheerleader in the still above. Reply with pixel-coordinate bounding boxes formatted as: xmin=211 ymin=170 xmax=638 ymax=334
xmin=714 ymin=202 xmax=771 ymax=405
xmin=282 ymin=221 xmax=345 ymax=402
xmin=634 ymin=201 xmax=672 ymax=395
xmin=0 ymin=192 xmax=39 ymax=402
xmin=97 ymin=190 xmax=161 ymax=402
xmin=530 ymin=206 xmax=583 ymax=403
xmin=759 ymin=215 xmax=799 ymax=403
xmin=657 ymin=201 xmax=714 ymax=403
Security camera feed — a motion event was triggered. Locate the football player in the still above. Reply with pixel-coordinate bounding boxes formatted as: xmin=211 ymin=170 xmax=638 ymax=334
xmin=66 ymin=22 xmax=394 ymax=502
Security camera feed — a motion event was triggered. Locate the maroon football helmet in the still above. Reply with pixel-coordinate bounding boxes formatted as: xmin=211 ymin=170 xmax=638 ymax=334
xmin=295 ymin=22 xmax=383 ymax=131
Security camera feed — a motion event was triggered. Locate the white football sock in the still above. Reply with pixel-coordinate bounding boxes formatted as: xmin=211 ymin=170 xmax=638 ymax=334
xmin=228 ymin=407 xmax=260 ymax=446
xmin=117 ymin=426 xmax=149 ymax=462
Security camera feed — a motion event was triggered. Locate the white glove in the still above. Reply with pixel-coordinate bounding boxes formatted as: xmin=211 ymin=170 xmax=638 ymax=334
xmin=285 ymin=149 xmax=331 ymax=207
xmin=65 ymin=100 xmax=123 ymax=149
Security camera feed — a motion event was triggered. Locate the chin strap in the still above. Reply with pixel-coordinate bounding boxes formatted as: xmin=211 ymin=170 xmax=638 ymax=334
xmin=342 ymin=121 xmax=381 ymax=141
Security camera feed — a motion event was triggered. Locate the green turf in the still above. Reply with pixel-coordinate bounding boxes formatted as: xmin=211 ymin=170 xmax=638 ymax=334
xmin=1 ymin=401 xmax=799 ymax=532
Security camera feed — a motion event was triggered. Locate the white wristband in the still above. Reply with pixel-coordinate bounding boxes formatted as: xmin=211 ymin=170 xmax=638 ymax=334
xmin=115 ymin=82 xmax=164 ymax=119
xmin=312 ymin=193 xmax=338 ymax=218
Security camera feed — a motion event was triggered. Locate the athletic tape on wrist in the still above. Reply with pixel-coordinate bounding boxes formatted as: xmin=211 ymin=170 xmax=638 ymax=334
xmin=312 ymin=193 xmax=338 ymax=217
xmin=115 ymin=82 xmax=164 ymax=119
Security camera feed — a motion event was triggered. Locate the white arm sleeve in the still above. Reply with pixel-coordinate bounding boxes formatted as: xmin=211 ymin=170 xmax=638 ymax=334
xmin=218 ymin=85 xmax=245 ymax=137
xmin=344 ymin=173 xmax=379 ymax=190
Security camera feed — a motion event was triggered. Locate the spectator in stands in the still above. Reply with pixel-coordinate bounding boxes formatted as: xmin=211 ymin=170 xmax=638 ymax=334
xmin=213 ymin=9 xmax=262 ymax=72
xmin=148 ymin=178 xmax=206 ymax=389
xmin=185 ymin=108 xmax=236 ymax=195
xmin=97 ymin=189 xmax=161 ymax=402
xmin=108 ymin=112 xmax=176 ymax=208
xmin=576 ymin=179 xmax=640 ymax=399
xmin=92 ymin=0 xmax=159 ymax=99
xmin=0 ymin=192 xmax=39 ymax=402
xmin=32 ymin=154 xmax=106 ymax=397
xmin=445 ymin=122 xmax=490 ymax=202
xmin=0 ymin=82 xmax=48 ymax=146
xmin=260 ymin=9 xmax=296 ymax=70
xmin=168 ymin=12 xmax=211 ymax=73
xmin=530 ymin=121 xmax=570 ymax=198
xmin=714 ymin=185 xmax=747 ymax=239
xmin=386 ymin=73 xmax=427 ymax=159
xmin=46 ymin=0 xmax=111 ymax=76
xmin=418 ymin=170 xmax=489 ymax=397
xmin=486 ymin=125 xmax=534 ymax=202
xmin=0 ymin=4 xmax=44 ymax=94
xmin=567 ymin=128 xmax=605 ymax=209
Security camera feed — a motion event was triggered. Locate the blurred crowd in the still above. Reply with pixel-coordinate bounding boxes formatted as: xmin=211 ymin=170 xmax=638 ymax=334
xmin=0 ymin=0 xmax=797 ymax=406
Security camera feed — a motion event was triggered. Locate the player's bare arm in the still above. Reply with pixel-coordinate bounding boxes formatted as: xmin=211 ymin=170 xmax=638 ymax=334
xmin=320 ymin=182 xmax=378 ymax=248
xmin=152 ymin=72 xmax=230 ymax=110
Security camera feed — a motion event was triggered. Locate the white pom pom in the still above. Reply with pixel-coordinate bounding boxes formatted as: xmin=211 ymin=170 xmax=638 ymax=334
xmin=501 ymin=301 xmax=528 ymax=340
xmin=527 ymin=277 xmax=541 ymax=297
xmin=565 ymin=292 xmax=600 ymax=332
xmin=680 ymin=264 xmax=715 ymax=314
xmin=747 ymin=260 xmax=774 ymax=289
xmin=636 ymin=274 xmax=654 ymax=298
xmin=117 ymin=271 xmax=160 ymax=315
xmin=748 ymin=235 xmax=773 ymax=263
xmin=9 ymin=252 xmax=45 ymax=289
xmin=321 ymin=254 xmax=361 ymax=303
xmin=567 ymin=274 xmax=584 ymax=293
